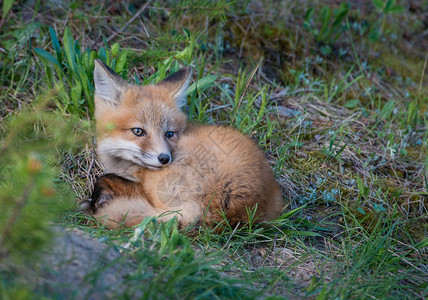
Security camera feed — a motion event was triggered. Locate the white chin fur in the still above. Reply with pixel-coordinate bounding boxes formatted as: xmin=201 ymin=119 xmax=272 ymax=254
xmin=144 ymin=164 xmax=163 ymax=170
xmin=97 ymin=138 xmax=163 ymax=179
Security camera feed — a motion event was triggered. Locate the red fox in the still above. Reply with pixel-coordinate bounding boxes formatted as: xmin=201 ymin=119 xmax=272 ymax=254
xmin=81 ymin=59 xmax=284 ymax=229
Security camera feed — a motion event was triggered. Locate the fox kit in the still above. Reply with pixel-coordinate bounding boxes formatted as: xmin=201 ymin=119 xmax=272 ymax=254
xmin=82 ymin=59 xmax=283 ymax=229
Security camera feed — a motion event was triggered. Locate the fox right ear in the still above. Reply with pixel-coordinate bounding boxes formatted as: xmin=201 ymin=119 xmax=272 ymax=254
xmin=94 ymin=59 xmax=128 ymax=104
xmin=156 ymin=67 xmax=192 ymax=109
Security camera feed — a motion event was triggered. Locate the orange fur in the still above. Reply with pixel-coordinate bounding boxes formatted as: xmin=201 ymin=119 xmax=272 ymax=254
xmin=85 ymin=60 xmax=284 ymax=229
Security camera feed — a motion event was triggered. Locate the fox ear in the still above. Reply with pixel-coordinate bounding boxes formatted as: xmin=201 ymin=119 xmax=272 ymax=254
xmin=157 ymin=67 xmax=192 ymax=108
xmin=94 ymin=59 xmax=128 ymax=104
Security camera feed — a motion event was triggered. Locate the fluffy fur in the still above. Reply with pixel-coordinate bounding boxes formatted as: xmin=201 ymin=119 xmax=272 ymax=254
xmin=83 ymin=60 xmax=284 ymax=229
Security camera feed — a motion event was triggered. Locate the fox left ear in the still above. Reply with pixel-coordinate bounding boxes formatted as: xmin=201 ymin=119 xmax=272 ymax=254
xmin=157 ymin=67 xmax=192 ymax=109
xmin=94 ymin=59 xmax=128 ymax=105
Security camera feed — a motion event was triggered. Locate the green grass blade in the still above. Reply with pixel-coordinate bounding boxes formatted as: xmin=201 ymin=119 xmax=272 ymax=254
xmin=115 ymin=51 xmax=127 ymax=74
xmin=276 ymin=205 xmax=307 ymax=220
xmin=34 ymin=48 xmax=61 ymax=67
xmin=49 ymin=26 xmax=62 ymax=61
xmin=2 ymin=0 xmax=15 ymax=17
xmin=413 ymin=238 xmax=428 ymax=250
xmin=98 ymin=47 xmax=107 ymax=64
xmin=187 ymin=75 xmax=217 ymax=94
xmin=62 ymin=27 xmax=77 ymax=72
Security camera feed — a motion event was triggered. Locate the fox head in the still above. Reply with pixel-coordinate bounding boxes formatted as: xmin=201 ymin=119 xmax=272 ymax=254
xmin=93 ymin=59 xmax=191 ymax=181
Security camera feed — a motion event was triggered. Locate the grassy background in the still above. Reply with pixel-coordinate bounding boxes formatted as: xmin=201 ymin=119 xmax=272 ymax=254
xmin=0 ymin=0 xmax=427 ymax=298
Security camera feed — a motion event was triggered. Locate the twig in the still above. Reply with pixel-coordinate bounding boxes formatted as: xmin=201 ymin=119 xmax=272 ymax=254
xmin=238 ymin=21 xmax=251 ymax=59
xmin=236 ymin=58 xmax=264 ymax=110
xmin=418 ymin=52 xmax=428 ymax=96
xmin=100 ymin=0 xmax=154 ymax=46
xmin=221 ymin=222 xmax=240 ymax=251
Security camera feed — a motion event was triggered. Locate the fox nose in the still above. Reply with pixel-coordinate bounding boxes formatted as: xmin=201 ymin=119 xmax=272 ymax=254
xmin=158 ymin=153 xmax=171 ymax=165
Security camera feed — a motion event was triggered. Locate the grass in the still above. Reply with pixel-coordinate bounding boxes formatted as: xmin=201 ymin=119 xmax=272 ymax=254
xmin=1 ymin=0 xmax=427 ymax=298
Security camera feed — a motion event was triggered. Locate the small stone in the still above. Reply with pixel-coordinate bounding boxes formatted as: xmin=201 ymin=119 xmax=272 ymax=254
xmin=296 ymin=151 xmax=308 ymax=158
xmin=270 ymin=106 xmax=300 ymax=118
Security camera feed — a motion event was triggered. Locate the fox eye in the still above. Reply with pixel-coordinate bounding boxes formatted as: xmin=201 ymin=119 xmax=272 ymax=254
xmin=165 ymin=131 xmax=174 ymax=138
xmin=131 ymin=128 xmax=145 ymax=136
